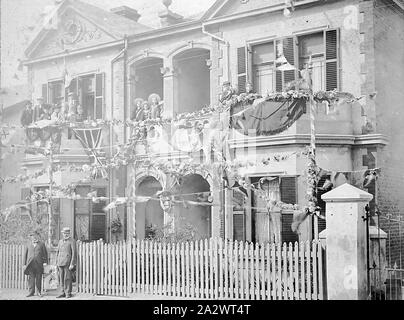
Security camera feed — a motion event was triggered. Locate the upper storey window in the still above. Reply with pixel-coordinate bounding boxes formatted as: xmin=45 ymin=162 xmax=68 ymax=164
xmin=42 ymin=73 xmax=105 ymax=121
xmin=237 ymin=29 xmax=339 ymax=94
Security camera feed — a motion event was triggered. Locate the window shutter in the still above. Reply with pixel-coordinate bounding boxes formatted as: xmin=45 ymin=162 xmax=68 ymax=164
xmin=315 ymin=175 xmax=329 ymax=235
xmin=283 ymin=37 xmax=298 ymax=87
xmin=92 ymin=187 xmax=107 ymax=213
xmin=51 ymin=198 xmax=60 ymax=214
xmin=280 ymin=176 xmax=297 ymax=204
xmin=281 ymin=213 xmax=299 ymax=243
xmin=42 ymin=84 xmax=48 ymax=103
xmin=233 ymin=213 xmax=245 ymax=241
xmin=325 ymin=29 xmax=339 ymax=91
xmin=91 ymin=214 xmax=106 ymax=241
xmin=95 ymin=73 xmax=105 ymax=119
xmin=275 ymin=39 xmax=283 ymax=92
xmin=237 ymin=47 xmax=247 ymax=93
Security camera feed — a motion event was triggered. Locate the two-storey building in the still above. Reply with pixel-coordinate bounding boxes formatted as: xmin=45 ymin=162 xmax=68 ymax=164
xmin=17 ymin=0 xmax=403 ymax=267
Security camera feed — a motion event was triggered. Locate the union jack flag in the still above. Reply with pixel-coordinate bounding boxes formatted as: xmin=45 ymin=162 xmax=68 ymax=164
xmin=73 ymin=127 xmax=107 ymax=178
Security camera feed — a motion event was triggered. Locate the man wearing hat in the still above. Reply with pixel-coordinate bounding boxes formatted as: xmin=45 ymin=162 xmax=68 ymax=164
xmin=33 ymin=97 xmax=46 ymax=122
xmin=219 ymin=81 xmax=235 ymax=103
xmin=51 ymin=103 xmax=63 ymax=122
xmin=56 ymin=227 xmax=77 ymax=298
xmin=23 ymin=231 xmax=48 ymax=297
xmin=20 ymin=101 xmax=33 ymax=127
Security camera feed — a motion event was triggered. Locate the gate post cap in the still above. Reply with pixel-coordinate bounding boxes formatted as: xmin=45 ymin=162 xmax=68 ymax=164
xmin=321 ymin=183 xmax=373 ymax=202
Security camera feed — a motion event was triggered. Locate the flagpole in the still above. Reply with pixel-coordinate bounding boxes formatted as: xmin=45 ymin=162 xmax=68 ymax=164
xmin=306 ymin=58 xmax=319 ymax=240
xmin=48 ymin=141 xmax=54 ymax=247
xmin=0 ymin=104 xmax=3 ymax=211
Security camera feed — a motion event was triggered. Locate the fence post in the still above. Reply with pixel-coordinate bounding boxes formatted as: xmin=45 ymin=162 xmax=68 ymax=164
xmin=368 ymin=226 xmax=387 ymax=298
xmin=322 ymin=183 xmax=373 ymax=300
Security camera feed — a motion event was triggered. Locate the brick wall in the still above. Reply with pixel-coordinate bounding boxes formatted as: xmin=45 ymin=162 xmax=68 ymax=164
xmin=373 ymin=0 xmax=404 ymax=268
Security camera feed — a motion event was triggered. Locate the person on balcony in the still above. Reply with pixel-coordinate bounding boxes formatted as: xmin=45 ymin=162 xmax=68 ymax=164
xmin=51 ymin=104 xmax=63 ymax=122
xmin=219 ymin=81 xmax=236 ymax=104
xmin=20 ymin=101 xmax=33 ymax=127
xmin=33 ymin=97 xmax=46 ymax=122
xmin=136 ymin=101 xmax=151 ymax=122
xmin=148 ymin=93 xmax=164 ymax=120
xmin=60 ymin=102 xmax=69 ymax=122
xmin=40 ymin=105 xmax=52 ymax=120
xmin=131 ymin=98 xmax=144 ymax=121
xmin=76 ymin=105 xmax=86 ymax=122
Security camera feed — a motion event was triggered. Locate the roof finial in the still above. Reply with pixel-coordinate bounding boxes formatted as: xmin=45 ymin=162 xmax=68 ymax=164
xmin=162 ymin=0 xmax=172 ymax=10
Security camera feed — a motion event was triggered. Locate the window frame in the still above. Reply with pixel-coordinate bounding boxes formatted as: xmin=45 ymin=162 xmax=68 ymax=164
xmin=243 ymin=28 xmax=340 ymax=93
xmin=74 ymin=185 xmax=108 ymax=242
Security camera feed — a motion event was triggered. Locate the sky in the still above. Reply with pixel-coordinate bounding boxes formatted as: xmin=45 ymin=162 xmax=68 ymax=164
xmin=0 ymin=0 xmax=216 ymax=88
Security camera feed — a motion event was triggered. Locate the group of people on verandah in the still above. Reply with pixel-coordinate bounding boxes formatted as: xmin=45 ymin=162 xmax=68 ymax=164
xmin=23 ymin=228 xmax=77 ymax=298
xmin=20 ymin=93 xmax=86 ymax=128
xmin=130 ymin=93 xmax=164 ymax=122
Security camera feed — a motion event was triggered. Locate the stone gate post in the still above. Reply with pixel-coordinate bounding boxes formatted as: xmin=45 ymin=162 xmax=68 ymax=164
xmin=321 ymin=183 xmax=373 ymax=300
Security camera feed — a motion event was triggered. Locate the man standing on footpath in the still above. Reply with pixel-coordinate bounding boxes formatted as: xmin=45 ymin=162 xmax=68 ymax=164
xmin=23 ymin=231 xmax=48 ymax=297
xmin=56 ymin=227 xmax=77 ymax=298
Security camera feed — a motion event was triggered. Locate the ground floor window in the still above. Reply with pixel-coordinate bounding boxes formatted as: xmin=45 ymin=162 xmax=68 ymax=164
xmin=248 ymin=176 xmax=298 ymax=244
xmin=74 ymin=186 xmax=107 ymax=242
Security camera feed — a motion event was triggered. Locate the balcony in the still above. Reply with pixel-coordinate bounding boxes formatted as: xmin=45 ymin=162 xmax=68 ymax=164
xmin=228 ymin=98 xmax=356 ymax=149
xmin=22 ymin=123 xmax=108 ymax=169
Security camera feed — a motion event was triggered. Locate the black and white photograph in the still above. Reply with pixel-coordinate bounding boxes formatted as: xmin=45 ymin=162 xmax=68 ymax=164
xmin=0 ymin=0 xmax=403 ymax=306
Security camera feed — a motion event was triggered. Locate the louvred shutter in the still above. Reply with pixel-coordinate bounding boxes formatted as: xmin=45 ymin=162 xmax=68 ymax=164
xmin=42 ymin=84 xmax=48 ymax=103
xmin=91 ymin=214 xmax=106 ymax=241
xmin=280 ymin=176 xmax=297 ymax=204
xmin=275 ymin=39 xmax=283 ymax=92
xmin=233 ymin=213 xmax=245 ymax=241
xmin=325 ymin=29 xmax=339 ymax=91
xmin=281 ymin=213 xmax=299 ymax=243
xmin=283 ymin=37 xmax=297 ymax=87
xmin=280 ymin=176 xmax=298 ymax=243
xmin=237 ymin=46 xmax=247 ymax=93
xmin=95 ymin=73 xmax=105 ymax=120
xmin=315 ymin=175 xmax=328 ymax=234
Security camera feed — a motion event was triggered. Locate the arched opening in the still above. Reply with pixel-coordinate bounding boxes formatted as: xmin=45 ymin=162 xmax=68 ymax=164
xmin=173 ymin=48 xmax=211 ymax=114
xmin=135 ymin=176 xmax=163 ymax=239
xmin=130 ymin=57 xmax=164 ymax=120
xmin=174 ymin=174 xmax=211 ymax=240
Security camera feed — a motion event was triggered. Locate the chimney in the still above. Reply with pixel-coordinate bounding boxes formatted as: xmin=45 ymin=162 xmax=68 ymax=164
xmin=158 ymin=0 xmax=184 ymax=27
xmin=111 ymin=6 xmax=141 ymax=22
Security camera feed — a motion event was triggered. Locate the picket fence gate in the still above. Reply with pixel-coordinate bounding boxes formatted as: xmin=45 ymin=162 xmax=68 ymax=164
xmin=0 ymin=239 xmax=325 ymax=300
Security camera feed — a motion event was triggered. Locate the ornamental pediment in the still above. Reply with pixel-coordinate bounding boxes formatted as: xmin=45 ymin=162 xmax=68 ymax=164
xmin=29 ymin=8 xmax=116 ymax=59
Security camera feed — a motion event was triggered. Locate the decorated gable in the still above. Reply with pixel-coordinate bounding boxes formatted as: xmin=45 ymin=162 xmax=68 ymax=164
xmin=29 ymin=8 xmax=116 ymax=59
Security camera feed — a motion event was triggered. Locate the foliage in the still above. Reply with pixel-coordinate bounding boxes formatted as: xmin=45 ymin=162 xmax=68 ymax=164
xmin=109 ymin=216 xmax=122 ymax=234
xmin=145 ymin=219 xmax=199 ymax=242
xmin=0 ymin=208 xmax=49 ymax=244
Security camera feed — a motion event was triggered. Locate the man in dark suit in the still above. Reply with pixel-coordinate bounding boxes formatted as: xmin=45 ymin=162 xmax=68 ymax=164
xmin=33 ymin=97 xmax=46 ymax=122
xmin=56 ymin=227 xmax=77 ymax=298
xmin=20 ymin=101 xmax=33 ymax=127
xmin=23 ymin=231 xmax=48 ymax=297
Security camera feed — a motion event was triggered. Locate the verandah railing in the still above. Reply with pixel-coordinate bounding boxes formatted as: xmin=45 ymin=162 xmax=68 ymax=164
xmin=0 ymin=239 xmax=325 ymax=300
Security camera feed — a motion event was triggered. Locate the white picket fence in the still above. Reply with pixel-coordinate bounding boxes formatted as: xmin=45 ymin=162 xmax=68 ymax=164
xmin=0 ymin=243 xmax=29 ymax=290
xmin=76 ymin=238 xmax=325 ymax=300
xmin=0 ymin=239 xmax=325 ymax=300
